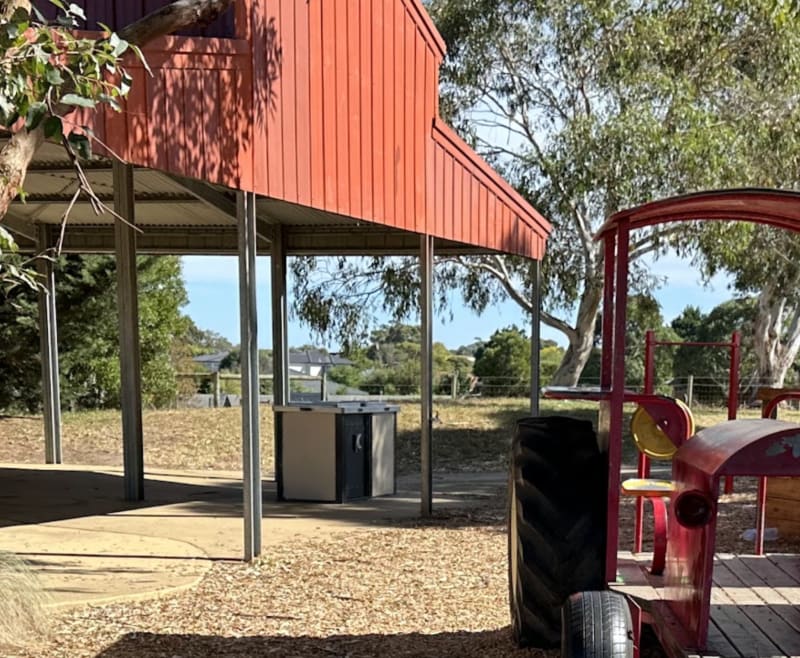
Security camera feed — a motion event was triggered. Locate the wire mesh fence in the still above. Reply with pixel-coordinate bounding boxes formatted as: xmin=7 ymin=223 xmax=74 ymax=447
xmin=174 ymin=371 xmax=800 ymax=409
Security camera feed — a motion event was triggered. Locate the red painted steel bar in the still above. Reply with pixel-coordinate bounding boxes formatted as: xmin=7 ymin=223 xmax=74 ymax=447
xmin=601 ymin=235 xmax=616 ymax=391
xmin=607 ymin=219 xmax=631 ymax=581
xmin=633 ymin=330 xmax=657 ymax=553
xmin=756 ymin=476 xmax=768 ymax=555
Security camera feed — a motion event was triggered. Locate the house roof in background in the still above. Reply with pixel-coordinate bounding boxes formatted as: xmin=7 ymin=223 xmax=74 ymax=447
xmin=192 ymin=349 xmax=353 ymax=372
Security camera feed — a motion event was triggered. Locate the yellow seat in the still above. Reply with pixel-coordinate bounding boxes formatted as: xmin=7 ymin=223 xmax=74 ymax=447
xmin=621 ymin=478 xmax=676 ymax=497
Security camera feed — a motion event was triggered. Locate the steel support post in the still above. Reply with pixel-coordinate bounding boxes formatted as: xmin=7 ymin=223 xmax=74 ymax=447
xmin=36 ymin=224 xmax=62 ymax=464
xmin=529 ymin=260 xmax=541 ymax=416
xmin=238 ymin=191 xmax=262 ymax=561
xmin=420 ymin=235 xmax=434 ymax=517
xmin=113 ymin=160 xmax=144 ymax=501
xmin=271 ymin=224 xmax=289 ymax=407
xmin=607 ymin=220 xmax=631 ymax=581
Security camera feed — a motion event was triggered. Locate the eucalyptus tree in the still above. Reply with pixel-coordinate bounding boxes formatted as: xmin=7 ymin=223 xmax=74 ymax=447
xmin=293 ymin=1 xmax=800 ymax=384
xmin=695 ymin=225 xmax=800 ymax=387
xmin=426 ymin=0 xmax=800 ymax=384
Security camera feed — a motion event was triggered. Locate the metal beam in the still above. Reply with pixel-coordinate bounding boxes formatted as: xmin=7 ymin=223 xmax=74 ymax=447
xmin=529 ymin=260 xmax=541 ymax=416
xmin=166 ymin=174 xmax=275 ymax=241
xmin=237 ymin=191 xmax=262 ymax=561
xmin=271 ymin=224 xmax=289 ymax=406
xmin=36 ymin=225 xmax=62 ymax=464
xmin=14 ymin=192 xmax=198 ymax=204
xmin=420 ymin=234 xmax=434 ymax=517
xmin=113 ymin=160 xmax=144 ymax=502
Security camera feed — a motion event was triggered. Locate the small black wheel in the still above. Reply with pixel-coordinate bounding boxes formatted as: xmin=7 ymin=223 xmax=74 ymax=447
xmin=508 ymin=416 xmax=607 ymax=648
xmin=561 ymin=591 xmax=634 ymax=658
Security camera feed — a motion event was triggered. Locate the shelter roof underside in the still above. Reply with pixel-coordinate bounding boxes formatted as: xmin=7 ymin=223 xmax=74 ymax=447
xmin=4 ymin=141 xmax=494 ymax=257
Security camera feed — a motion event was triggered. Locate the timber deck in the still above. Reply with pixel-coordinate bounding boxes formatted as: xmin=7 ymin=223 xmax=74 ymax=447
xmin=613 ymin=552 xmax=800 ymax=658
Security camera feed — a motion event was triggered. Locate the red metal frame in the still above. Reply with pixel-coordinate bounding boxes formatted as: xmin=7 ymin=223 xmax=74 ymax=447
xmin=592 ymin=189 xmax=800 ymax=652
xmin=596 ymin=189 xmax=800 ymax=578
xmin=634 ymin=330 xmax=742 ymax=551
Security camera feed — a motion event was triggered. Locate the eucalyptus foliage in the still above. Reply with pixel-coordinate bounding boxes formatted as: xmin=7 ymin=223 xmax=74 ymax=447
xmin=0 ymin=0 xmax=144 ymax=292
xmin=0 ymin=255 xmax=190 ymax=411
xmin=427 ymin=0 xmax=800 ymax=384
xmin=0 ymin=1 xmax=142 ymax=159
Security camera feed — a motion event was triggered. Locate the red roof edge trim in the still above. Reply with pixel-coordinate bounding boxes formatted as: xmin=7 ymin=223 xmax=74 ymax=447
xmin=432 ymin=118 xmax=552 ymax=237
xmin=404 ymin=0 xmax=446 ymax=58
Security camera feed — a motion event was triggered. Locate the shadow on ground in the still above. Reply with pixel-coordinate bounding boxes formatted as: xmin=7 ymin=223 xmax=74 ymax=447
xmin=93 ymin=629 xmax=544 ymax=657
xmin=0 ymin=467 xmax=508 ymax=531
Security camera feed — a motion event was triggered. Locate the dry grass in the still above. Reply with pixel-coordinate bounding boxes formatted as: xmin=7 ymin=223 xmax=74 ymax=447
xmin=3 ymin=397 xmax=791 ymax=475
xmin=0 ymin=398 xmax=608 ymax=475
xmin=0 ymin=552 xmax=51 ymax=654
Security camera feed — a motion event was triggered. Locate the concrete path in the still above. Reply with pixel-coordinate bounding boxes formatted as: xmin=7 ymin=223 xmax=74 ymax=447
xmin=0 ymin=464 xmax=506 ymax=608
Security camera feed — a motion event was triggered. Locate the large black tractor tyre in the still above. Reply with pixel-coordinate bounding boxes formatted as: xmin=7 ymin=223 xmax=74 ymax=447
xmin=561 ymin=591 xmax=634 ymax=658
xmin=508 ymin=416 xmax=607 ymax=649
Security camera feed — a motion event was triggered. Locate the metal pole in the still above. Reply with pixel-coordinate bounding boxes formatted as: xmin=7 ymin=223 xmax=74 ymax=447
xmin=600 ymin=235 xmax=616 ymax=390
xmin=271 ymin=224 xmax=289 ymax=407
xmin=687 ymin=374 xmax=694 ymax=408
xmin=728 ymin=331 xmax=740 ymax=421
xmin=237 ymin=190 xmax=261 ymax=561
xmin=724 ymin=331 xmax=741 ymax=494
xmin=113 ymin=160 xmax=144 ymax=501
xmin=420 ymin=235 xmax=434 ymax=517
xmin=36 ymin=224 xmax=62 ymax=464
xmin=213 ymin=371 xmax=221 ymax=408
xmin=529 ymin=259 xmax=541 ymax=416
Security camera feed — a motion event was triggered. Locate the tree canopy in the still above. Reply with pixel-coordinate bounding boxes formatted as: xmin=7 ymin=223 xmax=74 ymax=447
xmin=0 ymin=254 xmax=191 ymax=411
xmin=420 ymin=0 xmax=800 ymax=385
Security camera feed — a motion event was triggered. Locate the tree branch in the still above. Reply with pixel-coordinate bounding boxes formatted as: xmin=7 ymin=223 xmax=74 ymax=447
xmin=454 ymin=255 xmax=533 ymax=314
xmin=119 ymin=0 xmax=233 ymax=45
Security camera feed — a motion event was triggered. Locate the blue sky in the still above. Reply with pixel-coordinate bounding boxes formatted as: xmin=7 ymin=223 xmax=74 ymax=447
xmin=181 ymin=250 xmax=733 ymax=351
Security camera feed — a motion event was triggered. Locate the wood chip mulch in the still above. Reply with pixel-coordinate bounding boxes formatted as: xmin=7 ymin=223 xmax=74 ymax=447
xmin=5 ymin=478 xmax=798 ymax=658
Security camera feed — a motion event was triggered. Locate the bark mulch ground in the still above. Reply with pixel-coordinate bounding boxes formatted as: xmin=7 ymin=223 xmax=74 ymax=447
xmin=6 ymin=476 xmax=796 ymax=658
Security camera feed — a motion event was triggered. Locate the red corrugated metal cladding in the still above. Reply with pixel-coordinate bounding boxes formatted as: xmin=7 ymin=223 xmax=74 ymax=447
xmin=93 ymin=0 xmax=550 ymax=258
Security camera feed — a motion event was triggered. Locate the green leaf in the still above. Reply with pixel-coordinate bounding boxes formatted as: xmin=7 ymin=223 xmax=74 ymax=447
xmin=43 ymin=115 xmax=63 ymax=140
xmin=68 ymin=132 xmax=92 ymax=160
xmin=46 ymin=67 xmax=64 ymax=86
xmin=60 ymin=93 xmax=96 ymax=108
xmin=24 ymin=102 xmax=47 ymax=131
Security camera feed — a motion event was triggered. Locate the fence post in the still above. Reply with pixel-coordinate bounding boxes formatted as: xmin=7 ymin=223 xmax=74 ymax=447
xmin=687 ymin=374 xmax=694 ymax=408
xmin=451 ymin=372 xmax=458 ymax=400
xmin=213 ymin=371 xmax=221 ymax=408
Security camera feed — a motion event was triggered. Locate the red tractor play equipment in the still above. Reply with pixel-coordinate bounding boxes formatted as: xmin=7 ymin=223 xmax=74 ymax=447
xmin=508 ymin=189 xmax=800 ymax=658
